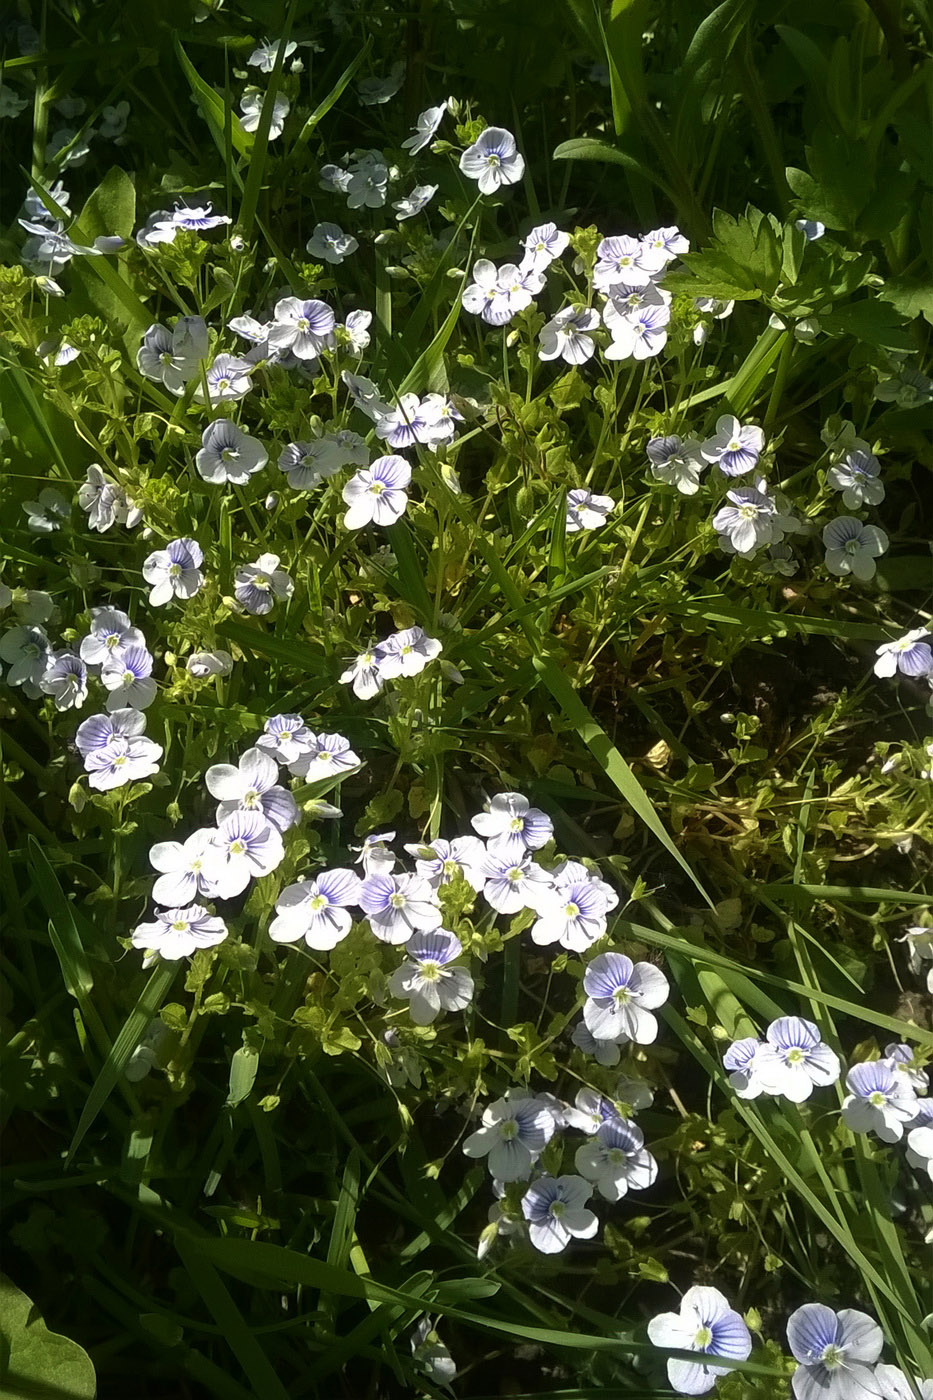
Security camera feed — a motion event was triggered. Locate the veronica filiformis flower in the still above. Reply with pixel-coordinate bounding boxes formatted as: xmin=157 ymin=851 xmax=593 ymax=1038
xmin=521 ymin=1175 xmax=598 ymax=1254
xmin=287 ymin=731 xmax=360 ymax=780
xmin=402 ymin=100 xmax=447 ymax=154
xmin=827 ymin=447 xmax=885 ymax=508
xmin=256 ymin=714 xmax=315 ymax=766
xmin=79 ymin=607 xmax=145 ymax=666
xmin=131 ymin=905 xmax=228 ymax=960
xmin=841 ymin=1060 xmax=918 ymax=1142
xmin=0 ymin=625 xmax=52 ymax=693
xmin=305 ymin=222 xmax=358 ymax=263
xmin=358 ymin=872 xmax=442 ymax=943
xmin=388 ymin=929 xmax=474 ymax=1024
xmin=471 ymin=791 xmax=553 ymax=859
xmin=822 ymin=517 xmax=889 ymax=581
xmin=565 ymin=488 xmax=615 ymax=533
xmin=205 ymin=746 xmax=299 ymax=833
xmin=205 ymin=810 xmax=284 ymax=898
xmin=101 ymin=646 xmax=156 ymax=711
xmin=481 ymin=851 xmax=553 ymax=915
xmin=339 ymin=646 xmax=384 ymax=699
xmin=268 ymin=296 xmax=335 ymax=359
xmin=459 ymin=126 xmax=525 ymax=194
xmin=648 ymin=1287 xmax=752 ymax=1397
xmin=76 ymin=708 xmax=163 ymax=790
xmin=463 ymin=1091 xmax=556 ymax=1180
xmin=39 ymin=651 xmax=88 ymax=710
xmin=530 ymin=859 xmax=618 ymax=952
xmin=574 ymin=1118 xmax=657 ymax=1201
xmin=538 ymin=306 xmax=599 ymax=364
xmin=646 ymin=435 xmax=707 ymax=495
xmin=753 ymin=1017 xmax=841 ymax=1102
xmin=713 ymin=479 xmax=785 ymax=557
xmin=582 ymin=952 xmax=670 ymax=1045
xmin=701 ymin=415 xmax=766 ymax=477
xmin=269 ymin=869 xmax=362 ymax=950
xmin=723 ymin=1036 xmax=767 ymax=1099
xmin=142 ymin=538 xmax=204 ymax=605
xmin=194 ymin=354 xmax=253 ymax=404
xmin=393 ymin=184 xmax=438 ymax=220
xmin=342 ymin=455 xmax=411 ymax=528
xmin=239 ymin=89 xmax=290 ymax=140
xmin=375 ymin=627 xmax=442 ymax=679
xmin=234 ymin=554 xmax=293 ymax=614
xmin=786 ymin=1305 xmax=883 ymax=1400
xmin=520 ymin=222 xmax=569 ymax=272
xmin=404 ymin=836 xmax=487 ymax=891
xmin=149 ymin=828 xmax=219 ymax=905
xmin=248 ymin=38 xmax=297 ymax=71
xmin=873 ymin=629 xmax=932 ymax=679
xmin=136 ymin=316 xmax=208 ymax=393
xmin=593 ymin=235 xmax=664 ymax=291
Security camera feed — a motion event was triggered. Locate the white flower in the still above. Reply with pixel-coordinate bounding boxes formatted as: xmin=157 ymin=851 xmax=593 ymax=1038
xmin=713 ymin=479 xmax=787 ymax=557
xmin=463 ymin=1092 xmax=556 ymax=1180
xmin=256 ymin=714 xmax=315 ymax=765
xmin=77 ymin=464 xmax=142 ymax=532
xmin=287 ymin=731 xmax=361 ymax=781
xmin=520 ymin=222 xmax=569 ymax=272
xmin=841 ymin=1060 xmax=918 ymax=1142
xmin=402 ymin=101 xmax=447 ymax=154
xmin=358 ymin=872 xmax=442 ymax=944
xmin=247 ymin=38 xmax=297 ymax=71
xmin=234 ymin=554 xmax=294 ymax=615
xmin=404 ymin=836 xmax=487 ymax=892
xmin=342 ymin=455 xmax=411 ymax=528
xmin=137 ymin=316 xmax=208 ymax=392
xmin=39 ymin=651 xmax=88 ymax=710
xmin=646 ymin=435 xmax=707 ymax=495
xmin=205 ymin=746 xmax=299 ymax=833
xmin=339 ymin=646 xmax=384 ymax=700
xmin=388 ymin=929 xmax=474 ymax=1024
xmin=305 ymin=222 xmax=358 ymax=264
xmin=521 ymin=1174 xmax=598 ymax=1254
xmin=319 ymin=162 xmax=353 ymax=195
xmin=458 ymin=126 xmax=525 ymax=195
xmin=574 ymin=1117 xmax=658 ymax=1201
xmin=269 ymin=869 xmax=363 ymax=950
xmin=346 ymin=151 xmax=389 ymax=209
xmin=530 ymin=859 xmax=618 ymax=952
xmin=827 ymin=447 xmax=885 ymax=508
xmin=472 ymin=791 xmax=553 ymax=859
xmin=375 ymin=626 xmax=442 ymax=679
xmin=701 ymin=415 xmax=766 ymax=477
xmin=906 ymin=1123 xmax=933 ymax=1183
xmin=186 ymin=649 xmax=233 ymax=678
xmin=131 ymin=905 xmax=228 ymax=960
xmin=393 ymin=184 xmax=438 ymax=220
xmin=278 ymin=427 xmax=368 ymax=491
xmin=538 ymin=306 xmax=599 ymax=365
xmin=822 ymin=517 xmax=889 ymax=580
xmin=481 ymin=851 xmax=553 ymax=915
xmin=410 ymin=1317 xmax=456 ymax=1388
xmin=338 ymin=309 xmax=372 ymax=354
xmin=196 ymin=419 xmax=268 ymax=485
xmin=142 ymin=538 xmax=204 ymax=605
xmin=582 ymin=952 xmax=670 ymax=1045
xmin=101 ymin=646 xmax=157 ymax=711
xmin=268 ymin=296 xmax=335 ymax=359
xmin=358 ymin=63 xmax=404 ymax=106
xmin=239 ymin=89 xmax=289 ymax=140
xmin=0 ymin=625 xmax=52 ymax=693
xmin=649 ymin=1286 xmax=752 ymax=1396
xmin=149 ymin=828 xmax=219 ymax=906
xmin=194 ymin=354 xmax=254 ymax=404
xmin=0 ymin=88 xmax=29 ymax=120
xmin=22 ymin=487 xmax=70 ymax=533
xmin=753 ymin=1017 xmax=841 ymax=1103
xmin=204 ymin=810 xmax=285 ymax=899
xmin=873 ymin=628 xmax=933 ymax=680
xmin=565 ymin=488 xmax=614 ymax=533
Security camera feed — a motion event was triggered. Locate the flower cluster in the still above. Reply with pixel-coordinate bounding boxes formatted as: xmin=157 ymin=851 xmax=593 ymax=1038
xmin=467 ymin=1080 xmax=657 ymax=1256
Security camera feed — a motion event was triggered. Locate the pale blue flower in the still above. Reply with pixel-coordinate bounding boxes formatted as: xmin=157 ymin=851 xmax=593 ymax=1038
xmin=593 ymin=235 xmax=664 ymax=291
xmin=520 ymin=1174 xmax=598 ymax=1253
xmin=459 ymin=126 xmax=525 ymax=195
xmin=393 ymin=183 xmax=438 ymax=220
xmin=194 ymin=354 xmax=253 ymax=404
xmin=471 ymin=791 xmax=553 ymax=858
xmin=142 ymin=538 xmax=204 ymax=605
xmin=359 ymin=872 xmax=441 ymax=943
xmin=873 ymin=629 xmax=932 ymax=679
xmin=204 ymin=809 xmax=284 ymax=898
xmin=604 ymin=301 xmax=669 ymax=360
xmin=786 ymin=1304 xmax=883 ymax=1400
xmin=402 ymin=101 xmax=447 ymax=154
xmin=256 ymin=714 xmax=315 ymax=765
xmin=481 ymin=850 xmax=552 ymax=915
xmin=39 ymin=650 xmax=88 ymax=710
xmin=101 ymin=645 xmax=156 ymax=711
xmin=205 ymin=745 xmax=299 ymax=833
xmin=701 ymin=415 xmax=766 ymax=476
xmin=342 ymin=455 xmax=411 ymax=529
xmin=81 ymin=718 xmax=163 ymax=790
xmin=753 ymin=1017 xmax=841 ymax=1102
xmin=822 ymin=517 xmax=888 ymax=581
xmin=305 ymin=221 xmax=358 ymax=263
xmin=404 ymin=836 xmax=487 ymax=892
xmin=828 ymin=448 xmax=885 ymax=509
xmin=388 ymin=928 xmax=474 ymax=1023
xmin=375 ymin=626 xmax=442 ymax=678
xmin=795 ymin=218 xmax=825 ymax=241
xmin=287 ymin=730 xmax=361 ymax=780
xmin=22 ymin=487 xmax=70 ymax=533
xmin=520 ymin=222 xmax=569 ymax=272
xmin=582 ymin=952 xmax=669 ymax=1045
xmin=841 ymin=1061 xmax=918 ymax=1142
xmin=196 ymin=416 xmax=267 ymax=486
xmin=646 ymin=435 xmax=706 ymax=495
xmin=234 ymin=553 xmax=293 ymax=614
xmin=538 ymin=306 xmax=599 ymax=364
xmin=239 ymin=89 xmax=289 ymax=140
xmin=713 ymin=480 xmax=785 ymax=556
xmin=0 ymin=624 xmax=51 ymax=691
xmin=565 ymin=488 xmax=614 ymax=533
xmin=648 ymin=1286 xmax=752 ymax=1396
xmin=79 ymin=607 xmax=144 ymax=667
xmin=574 ymin=1118 xmax=657 ymax=1201
xmin=268 ymin=296 xmax=335 ymax=359
xmin=270 ymin=868 xmax=363 ymax=950
xmin=131 ymin=904 xmax=228 ymax=960
xmin=463 ymin=1091 xmax=556 ymax=1179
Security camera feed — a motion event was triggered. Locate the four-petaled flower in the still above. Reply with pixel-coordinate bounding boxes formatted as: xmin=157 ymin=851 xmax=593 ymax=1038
xmin=828 ymin=447 xmax=885 ymax=509
xmin=822 ymin=517 xmax=889 ymax=581
xmin=463 ymin=1092 xmax=556 ymax=1180
xmin=205 ymin=745 xmax=299 ymax=833
xmin=402 ymin=101 xmax=447 ymax=154
xmin=753 ymin=1017 xmax=841 ymax=1103
xmin=269 ymin=869 xmax=363 ymax=950
xmin=358 ymin=872 xmax=442 ymax=944
xmin=582 ymin=952 xmax=670 ymax=1045
xmin=538 ymin=306 xmax=600 ymax=365
xmin=459 ymin=126 xmax=525 ymax=195
xmin=142 ymin=538 xmax=204 ymax=606
xmin=196 ymin=419 xmax=268 ymax=485
xmin=388 ymin=928 xmax=474 ymax=1024
xmin=343 ymin=455 xmax=412 ymax=529
xmin=268 ymin=297 xmax=335 ymax=359
xmin=305 ymin=222 xmax=358 ymax=264
xmin=786 ymin=1304 xmax=883 ymax=1400
xmin=574 ymin=1118 xmax=658 ymax=1201
xmin=131 ymin=904 xmax=228 ymax=960
xmin=648 ymin=1286 xmax=752 ymax=1397
xmin=520 ymin=1174 xmax=598 ymax=1254
xmin=841 ymin=1060 xmax=918 ymax=1142
xmin=205 ymin=809 xmax=285 ymax=899
xmin=149 ymin=828 xmax=219 ymax=906
xmin=234 ymin=553 xmax=294 ymax=615
xmin=701 ymin=415 xmax=766 ymax=477
xmin=873 ymin=628 xmax=932 ymax=679
xmin=565 ymin=488 xmax=615 ymax=533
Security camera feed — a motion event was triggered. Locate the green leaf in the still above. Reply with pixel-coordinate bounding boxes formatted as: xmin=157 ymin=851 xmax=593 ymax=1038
xmin=226 ymin=1044 xmax=260 ymax=1107
xmin=75 ymin=165 xmax=136 ymax=240
xmin=551 ymin=138 xmax=675 ymax=200
xmin=27 ymin=837 xmax=93 ymax=1000
xmin=0 ymin=1274 xmax=96 ymax=1400
xmin=174 ymin=37 xmax=251 ymax=160
xmin=878 ymin=276 xmax=933 ymax=327
xmin=820 ymin=297 xmax=913 ymax=352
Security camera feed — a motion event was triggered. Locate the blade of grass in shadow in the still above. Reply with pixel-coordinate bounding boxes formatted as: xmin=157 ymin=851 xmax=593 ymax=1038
xmin=174 ymin=1238 xmax=292 ymax=1400
xmin=66 ymin=961 xmax=177 ymax=1163
xmin=237 ymin=0 xmax=297 ymax=240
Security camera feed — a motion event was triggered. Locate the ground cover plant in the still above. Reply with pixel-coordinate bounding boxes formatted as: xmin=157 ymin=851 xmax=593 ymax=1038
xmin=1 ymin=0 xmax=932 ymax=1396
